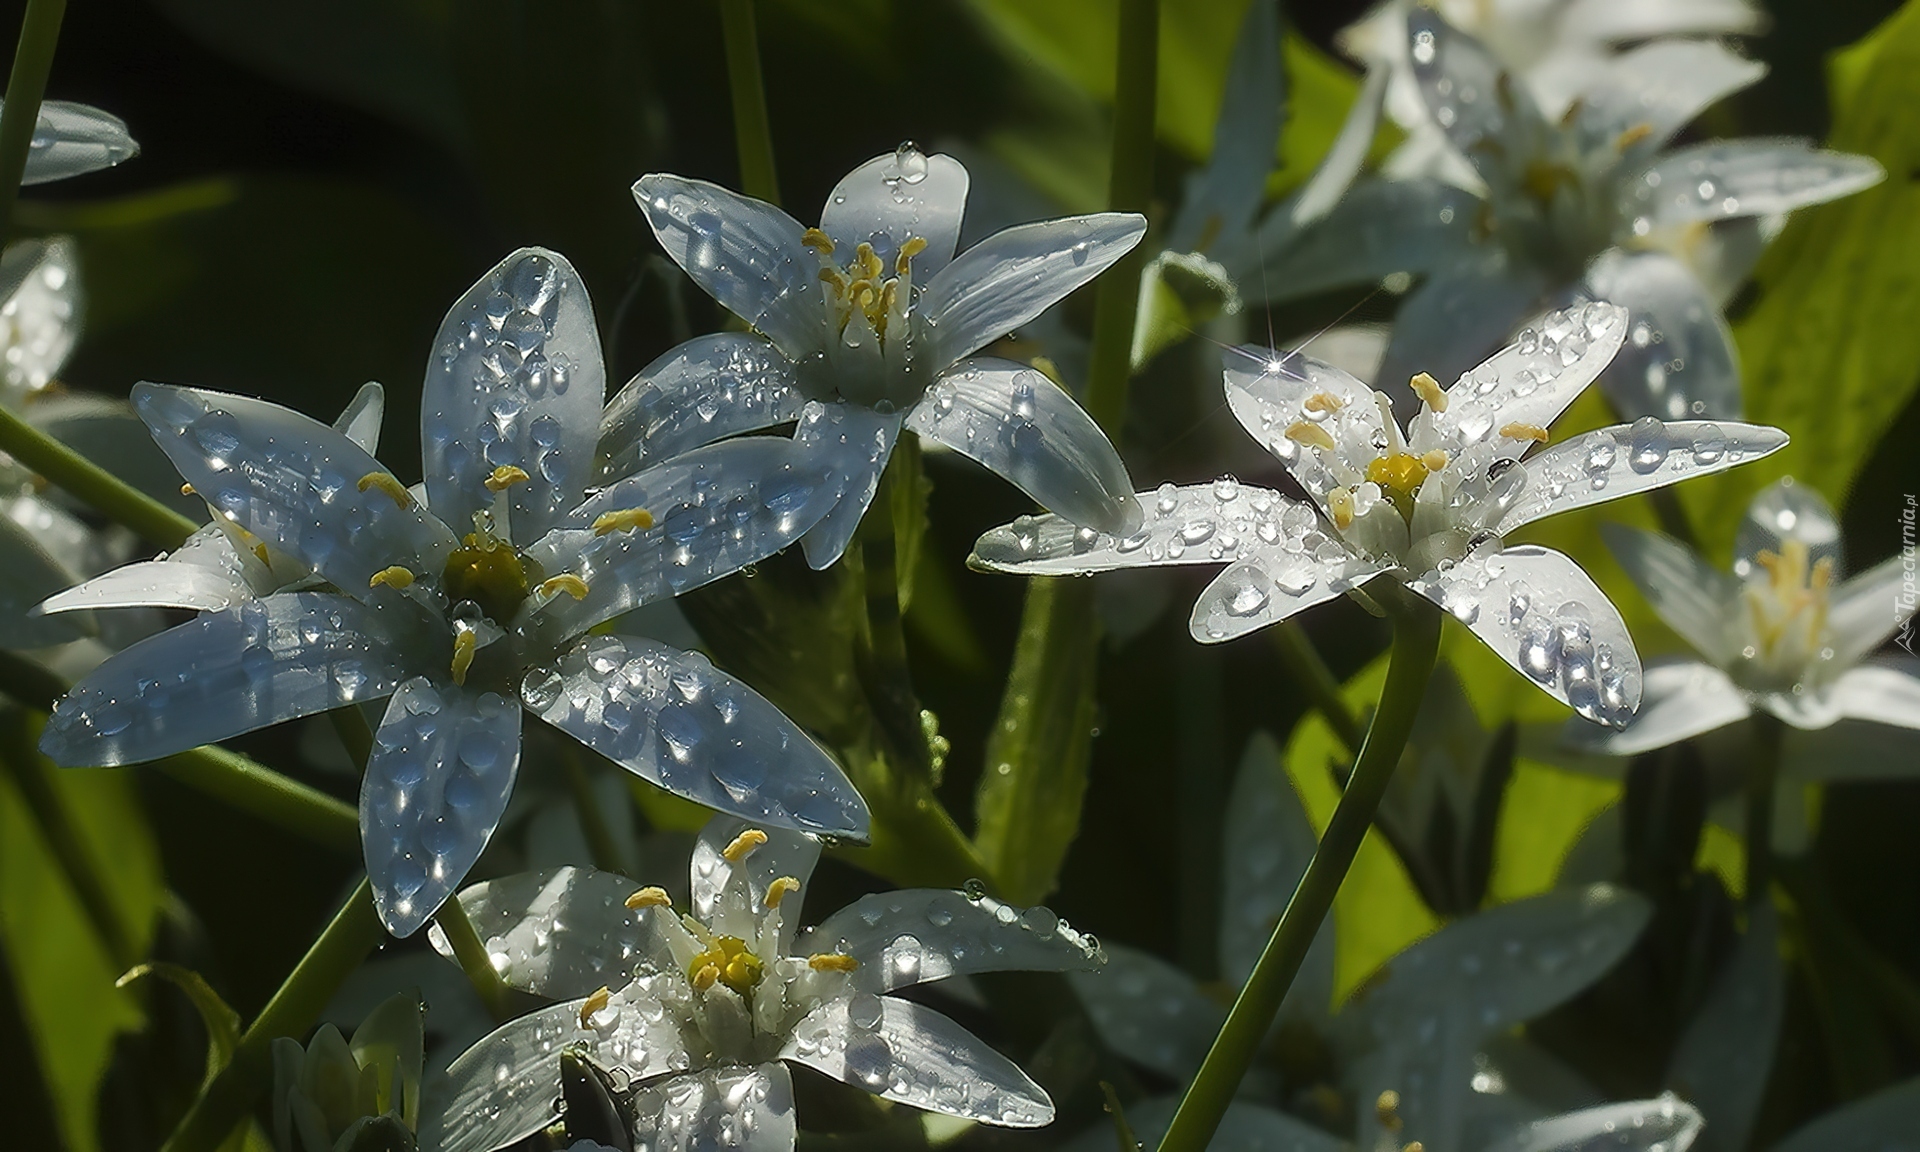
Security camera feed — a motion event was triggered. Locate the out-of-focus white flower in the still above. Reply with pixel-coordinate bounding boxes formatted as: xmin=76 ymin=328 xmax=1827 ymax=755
xmin=422 ymin=815 xmax=1104 ymax=1152
xmin=1 ymin=97 xmax=139 ymax=185
xmin=621 ymin=145 xmax=1146 ymax=568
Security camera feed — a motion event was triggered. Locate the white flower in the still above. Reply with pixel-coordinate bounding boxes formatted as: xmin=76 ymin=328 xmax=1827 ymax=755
xmin=1 ymin=97 xmax=139 ymax=186
xmin=38 ymin=247 xmax=867 ymax=937
xmin=620 ymin=145 xmax=1147 ymax=568
xmin=973 ymin=303 xmax=1788 ymax=726
xmin=422 ymin=816 xmax=1105 ymax=1152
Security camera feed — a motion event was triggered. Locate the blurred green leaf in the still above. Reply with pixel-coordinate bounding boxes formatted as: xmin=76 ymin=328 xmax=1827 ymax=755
xmin=117 ymin=962 xmax=241 ymax=1088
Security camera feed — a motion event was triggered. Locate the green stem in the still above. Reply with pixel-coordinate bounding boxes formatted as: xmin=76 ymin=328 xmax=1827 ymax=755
xmin=434 ymin=894 xmax=510 ymax=1021
xmin=1101 ymin=1081 xmax=1142 ymax=1152
xmin=1082 ymin=0 xmax=1158 ymax=433
xmin=1155 ymin=586 xmax=1440 ymax=1152
xmin=718 ymin=0 xmax=779 ymax=206
xmin=1743 ymin=711 xmax=1783 ymax=906
xmin=0 ymin=404 xmax=199 ymax=550
xmin=560 ymin=744 xmax=627 ymax=875
xmin=1269 ymin=621 xmax=1363 ymax=752
xmin=855 ymin=449 xmax=930 ymax=778
xmin=0 ymin=0 xmax=66 ymax=241
xmin=159 ymin=879 xmax=385 ymax=1152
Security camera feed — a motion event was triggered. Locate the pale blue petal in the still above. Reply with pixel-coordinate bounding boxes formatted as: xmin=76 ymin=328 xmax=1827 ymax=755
xmin=363 ymin=679 xmax=522 ymax=937
xmin=1069 ymin=943 xmax=1220 ymax=1082
xmin=1772 ymin=1075 xmax=1920 ymax=1152
xmin=0 ymin=236 xmax=80 ymax=400
xmin=918 ymin=213 xmax=1147 ymax=370
xmin=1831 ymin=554 xmax=1915 ymax=668
xmin=1405 ymin=9 xmax=1547 ymax=195
xmin=522 ymin=634 xmax=868 ymax=840
xmin=795 ymin=401 xmax=900 ymax=570
xmin=421 ymin=248 xmax=605 ymax=542
xmin=1563 ymin=659 xmax=1751 ymax=756
xmin=40 ymin=592 xmax=407 ymax=767
xmin=1374 ymin=253 xmax=1551 ymax=422
xmin=1167 ymin=0 xmax=1282 ymax=252
xmin=1560 ymin=0 xmax=1765 ymax=41
xmin=1734 ymin=478 xmax=1842 ymax=578
xmin=424 ymin=867 xmax=671 ymax=999
xmin=1491 ymin=1096 xmax=1704 ymax=1152
xmin=908 ymin=357 xmax=1140 ymax=534
xmin=1601 ymin=523 xmax=1740 ymax=664
xmin=1666 ymin=904 xmax=1782 ymax=1152
xmin=35 ymin=555 xmax=254 ymax=616
xmin=1830 ymin=662 xmax=1920 ymax=731
xmin=1572 ymin=41 xmax=1764 ymax=160
xmin=598 ymin=333 xmax=805 ymax=478
xmin=1619 ymin=140 xmax=1884 ymax=234
xmin=1586 ymin=249 xmax=1741 ymax=421
xmin=629 ymin=1063 xmax=794 ymax=1152
xmin=132 ymin=383 xmax=459 ymax=600
xmin=799 ymin=889 xmax=1103 ymax=996
xmin=782 ymin=995 xmax=1052 ymax=1126
xmin=1251 ymin=176 xmax=1478 ymax=303
xmin=1218 ymin=733 xmax=1334 ymax=1015
xmin=15 ymin=100 xmax=138 ymax=185
xmin=334 ymin=381 xmax=385 ymax=455
xmin=1428 ymin=302 xmax=1630 ymax=461
xmin=820 ymin=149 xmax=970 ymax=278
xmin=969 ymin=481 xmax=1325 ymax=576
xmin=1190 ymin=552 xmax=1388 ymax=643
xmin=0 ymin=515 xmax=89 ymax=648
xmin=690 ymin=815 xmax=821 ymax=951
xmin=1062 ymin=1096 xmax=1345 ymax=1152
xmin=1223 ymin=347 xmax=1385 ymax=504
xmin=1287 ymin=65 xmax=1389 ymax=229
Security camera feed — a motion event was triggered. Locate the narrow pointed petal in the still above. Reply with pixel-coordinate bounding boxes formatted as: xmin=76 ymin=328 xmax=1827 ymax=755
xmin=1190 ymin=552 xmax=1388 ymax=643
xmin=0 ymin=236 xmax=80 ymax=400
xmin=1667 ymin=904 xmax=1783 ymax=1152
xmin=0 ymin=515 xmax=89 ymax=649
xmin=1586 ymin=249 xmax=1741 ymax=421
xmin=690 ymin=816 xmax=820 ymax=953
xmin=799 ymin=889 xmax=1103 ymax=996
xmin=633 ymin=174 xmax=821 ymax=358
xmin=1405 ymin=9 xmax=1547 ymax=194
xmin=821 ymin=149 xmax=970 ymax=276
xmin=1773 ymin=1074 xmax=1920 ymax=1152
xmin=1574 ymin=41 xmax=1765 ymax=159
xmin=795 ymin=401 xmax=900 ymax=570
xmin=1218 ymin=734 xmax=1335 ymax=1011
xmin=1068 ymin=944 xmax=1221 ymax=1082
xmin=599 ymin=333 xmax=805 ymax=477
xmin=1830 ymin=554 xmax=1916 ymax=667
xmin=15 ymin=100 xmax=138 ymax=185
xmin=1428 ymin=302 xmax=1629 ymax=459
xmin=1734 ymin=477 xmax=1842 ymax=576
xmin=1561 ymin=0 xmax=1765 ymax=41
xmin=132 ymin=383 xmax=458 ymax=600
xmin=1168 ymin=0 xmax=1282 ymax=250
xmin=40 ymin=592 xmax=407 ymax=767
xmin=1252 ymin=176 xmax=1479 ymax=303
xmin=1288 ymin=65 xmax=1389 ymax=229
xmin=334 ymin=381 xmax=385 ymax=455
xmin=919 ymin=213 xmax=1147 ymax=370
xmin=424 ymin=867 xmax=672 ymax=998
xmin=1563 ymin=659 xmax=1751 ymax=756
xmin=1063 ymin=1096 xmax=1346 ymax=1152
xmin=35 ymin=555 xmax=254 ymax=616
xmin=1493 ymin=1096 xmax=1703 ymax=1152
xmin=908 ymin=358 xmax=1140 ymax=534
xmin=1620 ymin=141 xmax=1884 ymax=234
xmin=1416 ymin=545 xmax=1642 ymax=727
xmin=363 ymin=679 xmax=522 ymax=937
xmin=523 ymin=634 xmax=868 ymax=840
xmin=1828 ymin=662 xmax=1920 ymax=730
xmin=969 ymin=481 xmax=1320 ymax=576
xmin=1222 ymin=347 xmax=1385 ymax=503
xmin=1374 ymin=254 xmax=1552 ymax=420
xmin=783 ymin=995 xmax=1053 ymax=1126
xmin=630 ymin=1064 xmax=795 ymax=1152
xmin=1602 ymin=523 xmax=1740 ymax=664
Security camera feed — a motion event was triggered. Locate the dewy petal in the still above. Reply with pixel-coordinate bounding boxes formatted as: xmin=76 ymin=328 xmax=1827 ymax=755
xmin=362 ymin=679 xmax=522 ymax=938
xmin=1167 ymin=0 xmax=1283 ymax=250
xmin=1572 ymin=41 xmax=1765 ymax=160
xmin=1217 ymin=734 xmax=1335 ymax=1010
xmin=524 ymin=634 xmax=868 ymax=840
xmin=1618 ymin=140 xmax=1885 ymax=234
xmin=1586 ymin=249 xmax=1741 ymax=422
xmin=1601 ymin=523 xmax=1741 ymax=665
xmin=1734 ymin=477 xmax=1843 ymax=577
xmin=1772 ymin=1075 xmax=1920 ymax=1152
xmin=908 ymin=357 xmax=1140 ymax=534
xmin=35 ymin=554 xmax=254 ymax=616
xmin=1405 ymin=9 xmax=1548 ymax=194
xmin=40 ymin=592 xmax=407 ymax=768
xmin=1221 ymin=348 xmax=1381 ymax=503
xmin=1251 ymin=177 xmax=1479 ymax=304
xmin=918 ymin=213 xmax=1147 ymax=371
xmin=1287 ymin=65 xmax=1389 ymax=230
xmin=820 ymin=149 xmax=970 ymax=277
xmin=632 ymin=174 xmax=821 ymax=358
xmin=424 ymin=867 xmax=671 ymax=999
xmin=1415 ymin=545 xmax=1643 ymax=728
xmin=421 ymin=248 xmax=604 ymax=542
xmin=0 ymin=515 xmax=89 ymax=649
xmin=1372 ymin=252 xmax=1551 ymax=421
xmin=781 ymin=995 xmax=1053 ymax=1126
xmin=1062 ymin=1096 xmax=1346 ymax=1152
xmin=1830 ymin=554 xmax=1916 ymax=668
xmin=1828 ymin=662 xmax=1920 ymax=731
xmin=1495 ymin=1096 xmax=1704 ymax=1152
xmin=1068 ymin=943 xmax=1222 ymax=1083
xmin=1428 ymin=302 xmax=1629 ymax=461
xmin=15 ymin=100 xmax=138 ymax=185
xmin=334 ymin=380 xmax=385 ymax=455
xmin=690 ymin=815 xmax=821 ymax=953
xmin=1667 ymin=903 xmax=1783 ymax=1152
xmin=1559 ymin=0 xmax=1765 ymax=41
xmin=629 ymin=1063 xmax=795 ymax=1152
xmin=132 ymin=383 xmax=458 ymax=601
xmin=1562 ymin=659 xmax=1752 ymax=756
xmin=794 ymin=401 xmax=901 ymax=570
xmin=798 ymin=889 xmax=1104 ymax=996
xmin=598 ymin=333 xmax=806 ymax=478
xmin=1493 ymin=420 xmax=1789 ymax=537
xmin=1190 ymin=552 xmax=1389 ymax=644
xmin=0 ymin=236 xmax=80 ymax=401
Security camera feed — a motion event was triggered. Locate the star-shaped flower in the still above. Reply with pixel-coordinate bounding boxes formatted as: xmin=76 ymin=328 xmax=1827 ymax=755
xmin=38 ymin=247 xmax=867 ymax=936
xmin=619 ymin=146 xmax=1147 ymax=568
xmin=973 ymin=303 xmax=1787 ymax=726
xmin=422 ymin=815 xmax=1105 ymax=1152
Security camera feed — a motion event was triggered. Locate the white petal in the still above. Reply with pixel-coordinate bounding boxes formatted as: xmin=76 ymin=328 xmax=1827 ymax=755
xmin=1562 ymin=659 xmax=1751 ymax=756
xmin=798 ymin=888 xmax=1103 ymax=996
xmin=15 ymin=100 xmax=138 ymax=185
xmin=689 ymin=815 xmax=820 ymax=953
xmin=1601 ymin=523 xmax=1741 ymax=665
xmin=1430 ymin=302 xmax=1629 ymax=461
xmin=132 ymin=383 xmax=459 ymax=600
xmin=1415 ymin=546 xmax=1643 ymax=727
xmin=1068 ymin=943 xmax=1221 ymax=1083
xmin=820 ymin=149 xmax=970 ymax=277
xmin=1218 ymin=733 xmax=1335 ymax=1012
xmin=1222 ymin=347 xmax=1383 ymax=503
xmin=39 ymin=592 xmax=407 ymax=767
xmin=970 ymin=481 xmax=1322 ymax=576
xmin=598 ymin=333 xmax=805 ymax=478
xmin=1168 ymin=0 xmax=1283 ymax=248
xmin=1190 ymin=552 xmax=1388 ymax=643
xmin=632 ymin=174 xmax=821 ymax=358
xmin=1251 ymin=176 xmax=1480 ymax=303
xmin=363 ymin=679 xmax=522 ymax=938
xmin=1493 ymin=420 xmax=1789 ymax=536
xmin=35 ymin=555 xmax=254 ymax=616
xmin=1830 ymin=554 xmax=1917 ymax=668
xmin=523 ymin=634 xmax=868 ymax=840
xmin=1060 ymin=1096 xmax=1346 ymax=1152
xmin=1772 ymin=1074 xmax=1920 ymax=1152
xmin=1667 ymin=903 xmax=1783 ymax=1152
xmin=0 ymin=514 xmax=89 ymax=649
xmin=629 ymin=1063 xmax=794 ymax=1152
xmin=0 ymin=236 xmax=80 ymax=401
xmin=1288 ymin=65 xmax=1390 ymax=229
xmin=782 ymin=995 xmax=1052 ymax=1126
xmin=334 ymin=380 xmax=385 ymax=455
xmin=1759 ymin=685 xmax=1847 ymax=729
xmin=1405 ymin=10 xmax=1546 ymax=194
xmin=1585 ymin=249 xmax=1741 ymax=422
xmin=1573 ymin=41 xmax=1764 ymax=159
xmin=1496 ymin=1095 xmax=1704 ymax=1152
xmin=794 ymin=401 xmax=901 ymax=570
xmin=908 ymin=358 xmax=1140 ymax=534
xmin=1619 ymin=140 xmax=1884 ymax=233
xmin=425 ymin=867 xmax=671 ymax=998
xmin=919 ymin=213 xmax=1147 ymax=370
xmin=1374 ymin=254 xmax=1552 ymax=420
xmin=1560 ymin=0 xmax=1765 ymax=41
xmin=1733 ymin=477 xmax=1842 ymax=576
xmin=1827 ymin=661 xmax=1920 ymax=730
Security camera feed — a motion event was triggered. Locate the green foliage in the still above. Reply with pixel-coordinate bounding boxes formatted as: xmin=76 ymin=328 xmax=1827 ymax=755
xmin=118 ymin=962 xmax=242 ymax=1088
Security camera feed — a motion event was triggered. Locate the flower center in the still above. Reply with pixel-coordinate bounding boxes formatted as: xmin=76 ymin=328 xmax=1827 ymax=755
xmin=443 ymin=522 xmax=538 ymax=626
xmin=690 ymin=935 xmax=765 ymax=996
xmin=804 ymin=227 xmax=927 ymax=354
xmin=1740 ymin=538 xmax=1833 ymax=681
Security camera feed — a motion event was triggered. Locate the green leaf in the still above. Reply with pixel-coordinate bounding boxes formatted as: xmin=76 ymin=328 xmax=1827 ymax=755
xmin=117 ymin=963 xmax=242 ymax=1089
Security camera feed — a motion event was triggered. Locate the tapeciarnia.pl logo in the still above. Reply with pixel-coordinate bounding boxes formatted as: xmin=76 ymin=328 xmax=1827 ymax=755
xmin=1898 ymin=494 xmax=1917 ymax=656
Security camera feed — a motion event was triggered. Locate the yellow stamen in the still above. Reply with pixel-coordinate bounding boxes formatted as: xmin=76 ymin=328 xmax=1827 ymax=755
xmin=1377 ymin=1090 xmax=1403 ymax=1132
xmin=895 ymin=235 xmax=928 ymax=274
xmin=451 ymin=629 xmax=476 ymax=687
xmin=253 ymin=543 xmax=271 ymax=566
xmin=1326 ymin=487 xmax=1356 ymax=531
xmin=357 ymin=471 xmax=413 ymax=508
xmin=808 ymin=953 xmax=860 ymax=973
xmin=625 ymin=886 xmax=672 ymax=910
xmin=1420 ymin=449 xmax=1450 ymax=472
xmin=1366 ymin=452 xmax=1429 ymax=495
xmin=853 ymin=242 xmax=882 ymax=281
xmin=591 ymin=508 xmax=655 ymax=536
xmin=1302 ymin=392 xmax=1347 ymax=415
xmin=1404 ymin=1144 xmax=1425 ymax=1152
xmin=1409 ymin=372 xmax=1447 ymax=412
xmin=691 ymin=963 xmax=720 ymax=991
xmin=179 ymin=482 xmax=195 ymax=496
xmin=765 ymin=876 xmax=800 ymax=909
xmin=722 ymin=829 xmax=768 ymax=863
xmin=1616 ymin=122 xmax=1654 ymax=150
xmin=802 ymin=227 xmax=835 ymax=254
xmin=689 ymin=935 xmax=764 ymax=994
xmin=369 ymin=565 xmax=415 ymax=590
xmin=537 ymin=574 xmax=590 ymax=601
xmin=578 ymin=985 xmax=611 ymax=1028
xmin=484 ymin=464 xmax=530 ymax=493
xmin=1499 ymin=423 xmax=1550 ymax=443
xmin=1284 ymin=421 xmax=1337 ymax=452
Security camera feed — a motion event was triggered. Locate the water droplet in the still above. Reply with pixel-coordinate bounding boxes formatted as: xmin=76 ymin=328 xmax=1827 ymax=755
xmin=1690 ymin=423 xmax=1726 ymax=465
xmin=1628 ymin=417 xmax=1669 ymax=474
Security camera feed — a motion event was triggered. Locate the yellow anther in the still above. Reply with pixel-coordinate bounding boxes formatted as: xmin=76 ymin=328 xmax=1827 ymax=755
xmin=626 ymin=886 xmax=672 ymax=910
xmin=179 ymin=482 xmax=195 ymax=496
xmin=1409 ymin=372 xmax=1447 ymax=413
xmin=537 ymin=574 xmax=590 ymax=601
xmin=1421 ymin=449 xmax=1451 ymax=472
xmin=357 ymin=471 xmax=413 ymax=508
xmin=1811 ymin=556 xmax=1834 ymax=590
xmin=723 ymin=829 xmax=768 ymax=863
xmin=1284 ymin=421 xmax=1337 ymax=452
xmin=817 ymin=267 xmax=849 ymax=297
xmin=1377 ymin=1090 xmax=1403 ymax=1131
xmin=1616 ymin=122 xmax=1654 ymax=150
xmin=451 ymin=629 xmax=477 ymax=687
xmin=853 ymin=242 xmax=883 ymax=281
xmin=765 ymin=876 xmax=800 ymax=909
xmin=808 ymin=953 xmax=861 ymax=973
xmin=689 ymin=935 xmax=764 ymax=994
xmin=1302 ymin=392 xmax=1347 ymax=415
xmin=1326 ymin=487 xmax=1356 ymax=531
xmin=691 ymin=963 xmax=720 ymax=991
xmin=578 ymin=985 xmax=611 ymax=1028
xmin=369 ymin=565 xmax=416 ymax=590
xmin=848 ymin=281 xmax=877 ymax=312
xmin=802 ymin=227 xmax=835 ymax=254
xmin=484 ymin=465 xmax=530 ymax=493
xmin=895 ymin=235 xmax=928 ymax=274
xmin=253 ymin=543 xmax=271 ymax=566
xmin=592 ymin=508 xmax=655 ymax=536
xmin=1404 ymin=1144 xmax=1425 ymax=1152
xmin=1499 ymin=423 xmax=1550 ymax=443
xmin=1366 ymin=452 xmax=1430 ymax=495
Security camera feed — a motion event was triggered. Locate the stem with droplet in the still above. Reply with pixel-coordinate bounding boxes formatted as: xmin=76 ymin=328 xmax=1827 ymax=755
xmin=0 ymin=0 xmax=65 ymax=241
xmin=718 ymin=0 xmax=779 ymax=206
xmin=0 ymin=403 xmax=200 ymax=551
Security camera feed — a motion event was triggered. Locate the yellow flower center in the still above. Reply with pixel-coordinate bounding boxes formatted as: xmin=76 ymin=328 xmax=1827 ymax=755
xmin=689 ymin=935 xmax=765 ymax=996
xmin=1365 ymin=452 xmax=1431 ymax=497
xmin=805 ymin=228 xmax=926 ymax=349
xmin=443 ymin=528 xmax=540 ymax=626
xmin=1743 ymin=539 xmax=1833 ymax=670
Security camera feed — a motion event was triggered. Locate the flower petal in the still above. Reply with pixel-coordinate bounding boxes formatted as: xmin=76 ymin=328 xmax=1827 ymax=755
xmin=630 ymin=1063 xmax=795 ymax=1152
xmin=1287 ymin=65 xmax=1389 ymax=230
xmin=798 ymin=888 xmax=1103 ymax=996
xmin=35 ymin=555 xmax=253 ymax=616
xmin=0 ymin=514 xmax=89 ymax=649
xmin=0 ymin=236 xmax=80 ymax=400
xmin=970 ymin=481 xmax=1321 ymax=576
xmin=821 ymin=149 xmax=971 ymax=277
xmin=908 ymin=357 xmax=1140 ymax=534
xmin=1167 ymin=0 xmax=1283 ymax=249
xmin=1572 ymin=41 xmax=1764 ymax=160
xmin=1251 ymin=176 xmax=1479 ymax=303
xmin=1218 ymin=733 xmax=1335 ymax=1011
xmin=39 ymin=592 xmax=407 ymax=767
xmin=363 ymin=679 xmax=522 ymax=937
xmin=17 ymin=100 xmax=138 ymax=185
xmin=1827 ymin=661 xmax=1920 ymax=731
xmin=1667 ymin=903 xmax=1783 ymax=1152
xmin=1068 ymin=943 xmax=1221 ymax=1083
xmin=1562 ymin=659 xmax=1751 ymax=756
xmin=1585 ymin=249 xmax=1741 ymax=422
xmin=1734 ymin=478 xmax=1842 ymax=578
xmin=523 ymin=634 xmax=868 ymax=840
xmin=795 ymin=401 xmax=901 ymax=570
xmin=1062 ymin=1096 xmax=1346 ymax=1152
xmin=690 ymin=815 xmax=820 ymax=955
xmin=1830 ymin=553 xmax=1916 ymax=668
xmin=1559 ymin=0 xmax=1765 ymax=41
xmin=1619 ymin=140 xmax=1884 ymax=234
xmin=1493 ymin=420 xmax=1789 ymax=537
xmin=1405 ymin=9 xmax=1548 ymax=194
xmin=918 ymin=213 xmax=1147 ymax=370
xmin=632 ymin=173 xmax=820 ymax=358
xmin=782 ymin=995 xmax=1052 ymax=1126
xmin=1414 ymin=545 xmax=1642 ymax=727
xmin=1373 ymin=252 xmax=1551 ymax=419
xmin=1222 ymin=349 xmax=1384 ymax=503
xmin=1601 ymin=523 xmax=1741 ymax=665
xmin=132 ymin=383 xmax=458 ymax=600
xmin=334 ymin=380 xmax=385 ymax=455
xmin=598 ymin=333 xmax=805 ymax=478
xmin=424 ymin=867 xmax=671 ymax=998
xmin=1428 ymin=302 xmax=1629 ymax=461
xmin=1772 ymin=1074 xmax=1920 ymax=1152
xmin=1494 ymin=1096 xmax=1704 ymax=1152
xmin=1189 ymin=552 xmax=1389 ymax=643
